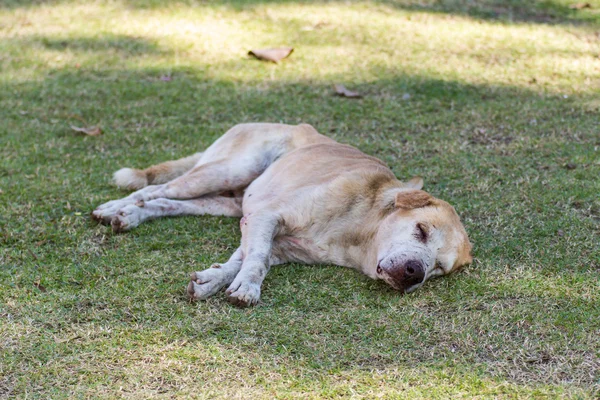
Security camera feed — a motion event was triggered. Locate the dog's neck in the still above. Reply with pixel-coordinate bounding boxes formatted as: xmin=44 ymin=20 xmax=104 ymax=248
xmin=331 ymin=181 xmax=405 ymax=276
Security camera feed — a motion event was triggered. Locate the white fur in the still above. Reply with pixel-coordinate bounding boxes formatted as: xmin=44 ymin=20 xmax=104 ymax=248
xmin=113 ymin=168 xmax=147 ymax=190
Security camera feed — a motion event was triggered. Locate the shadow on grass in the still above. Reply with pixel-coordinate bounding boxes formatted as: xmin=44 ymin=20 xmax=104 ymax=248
xmin=1 ymin=33 xmax=171 ymax=57
xmin=2 ymin=0 xmax=599 ymax=26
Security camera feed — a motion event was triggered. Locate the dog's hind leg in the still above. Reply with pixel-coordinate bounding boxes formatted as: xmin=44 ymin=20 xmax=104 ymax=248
xmin=108 ymin=195 xmax=243 ymax=232
xmin=93 ymin=123 xmax=325 ymax=223
xmin=113 ymin=152 xmax=204 ymax=190
xmin=92 ymin=158 xmax=263 ymax=223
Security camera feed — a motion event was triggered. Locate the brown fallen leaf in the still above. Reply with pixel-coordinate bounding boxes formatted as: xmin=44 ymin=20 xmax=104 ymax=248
xmin=334 ymin=84 xmax=362 ymax=99
xmin=70 ymin=125 xmax=102 ymax=136
xmin=248 ymin=47 xmax=293 ymax=63
xmin=569 ymin=3 xmax=591 ymax=9
xmin=34 ymin=280 xmax=47 ymax=292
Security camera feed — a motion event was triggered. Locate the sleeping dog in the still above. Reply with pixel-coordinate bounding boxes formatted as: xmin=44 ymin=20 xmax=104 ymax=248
xmin=92 ymin=123 xmax=472 ymax=306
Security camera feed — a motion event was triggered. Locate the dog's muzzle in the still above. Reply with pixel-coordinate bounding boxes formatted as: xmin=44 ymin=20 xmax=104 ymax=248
xmin=377 ymin=259 xmax=426 ymax=292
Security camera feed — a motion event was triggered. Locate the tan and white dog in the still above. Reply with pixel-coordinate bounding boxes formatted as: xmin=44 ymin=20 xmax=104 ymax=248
xmin=92 ymin=123 xmax=472 ymax=306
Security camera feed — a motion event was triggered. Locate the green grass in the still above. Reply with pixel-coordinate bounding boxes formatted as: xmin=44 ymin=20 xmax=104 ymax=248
xmin=1 ymin=0 xmax=599 ymax=398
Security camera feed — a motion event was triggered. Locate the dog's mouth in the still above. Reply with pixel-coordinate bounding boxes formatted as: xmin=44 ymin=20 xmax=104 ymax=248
xmin=379 ymin=274 xmax=423 ymax=293
xmin=403 ymin=282 xmax=424 ymax=293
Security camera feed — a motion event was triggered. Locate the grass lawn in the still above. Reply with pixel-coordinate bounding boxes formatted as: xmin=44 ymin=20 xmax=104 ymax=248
xmin=1 ymin=0 xmax=599 ymax=398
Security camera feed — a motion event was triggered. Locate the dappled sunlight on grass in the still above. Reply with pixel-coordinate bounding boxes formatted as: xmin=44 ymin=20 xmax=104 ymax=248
xmin=1 ymin=1 xmax=599 ymax=92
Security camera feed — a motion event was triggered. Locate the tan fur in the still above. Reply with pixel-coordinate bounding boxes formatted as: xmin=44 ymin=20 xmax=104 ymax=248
xmin=114 ymin=152 xmax=203 ymax=190
xmin=395 ymin=190 xmax=434 ymax=209
xmin=92 ymin=123 xmax=472 ymax=306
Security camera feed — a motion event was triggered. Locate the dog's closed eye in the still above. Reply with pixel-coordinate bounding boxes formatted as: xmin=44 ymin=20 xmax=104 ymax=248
xmin=415 ymin=223 xmax=428 ymax=243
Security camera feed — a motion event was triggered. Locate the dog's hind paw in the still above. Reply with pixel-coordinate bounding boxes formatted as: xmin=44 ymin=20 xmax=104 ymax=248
xmin=91 ymin=209 xmax=111 ymax=225
xmin=92 ymin=199 xmax=136 ymax=225
xmin=187 ymin=268 xmax=229 ymax=300
xmin=110 ymin=205 xmax=143 ymax=233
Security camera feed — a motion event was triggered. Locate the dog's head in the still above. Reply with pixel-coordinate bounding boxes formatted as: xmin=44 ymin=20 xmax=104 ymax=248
xmin=373 ymin=180 xmax=472 ymax=293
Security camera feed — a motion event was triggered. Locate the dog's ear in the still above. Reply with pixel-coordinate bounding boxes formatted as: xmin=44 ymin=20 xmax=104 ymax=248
xmin=395 ymin=190 xmax=434 ymax=209
xmin=404 ymin=177 xmax=424 ymax=190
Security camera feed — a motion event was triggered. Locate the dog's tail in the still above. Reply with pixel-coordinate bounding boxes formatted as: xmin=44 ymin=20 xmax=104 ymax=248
xmin=113 ymin=152 xmax=203 ymax=190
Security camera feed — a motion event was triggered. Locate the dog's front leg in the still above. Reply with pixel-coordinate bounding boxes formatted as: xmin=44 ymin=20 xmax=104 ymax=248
xmin=226 ymin=213 xmax=280 ymax=307
xmin=187 ymin=248 xmax=243 ymax=300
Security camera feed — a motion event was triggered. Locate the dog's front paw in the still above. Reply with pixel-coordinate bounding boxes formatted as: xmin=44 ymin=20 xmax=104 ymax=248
xmin=187 ymin=266 xmax=229 ymax=300
xmin=110 ymin=205 xmax=143 ymax=233
xmin=225 ymin=279 xmax=261 ymax=307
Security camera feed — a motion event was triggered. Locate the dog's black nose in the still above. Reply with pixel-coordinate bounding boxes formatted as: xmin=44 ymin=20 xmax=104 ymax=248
xmin=402 ymin=260 xmax=425 ymax=284
xmin=380 ymin=259 xmax=426 ymax=291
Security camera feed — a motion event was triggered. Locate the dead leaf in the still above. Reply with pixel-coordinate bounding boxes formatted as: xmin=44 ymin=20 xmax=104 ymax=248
xmin=334 ymin=84 xmax=362 ymax=99
xmin=70 ymin=125 xmax=102 ymax=136
xmin=248 ymin=47 xmax=293 ymax=63
xmin=569 ymin=3 xmax=591 ymax=9
xmin=34 ymin=280 xmax=46 ymax=292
